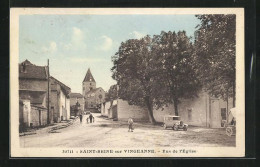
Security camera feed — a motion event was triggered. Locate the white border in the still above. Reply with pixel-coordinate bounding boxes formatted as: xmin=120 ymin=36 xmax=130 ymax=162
xmin=10 ymin=8 xmax=245 ymax=157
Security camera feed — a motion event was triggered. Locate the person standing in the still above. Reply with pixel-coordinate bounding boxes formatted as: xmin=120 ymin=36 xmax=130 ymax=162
xmin=79 ymin=114 xmax=83 ymax=123
xmin=89 ymin=113 xmax=93 ymax=123
xmin=128 ymin=117 xmax=134 ymax=132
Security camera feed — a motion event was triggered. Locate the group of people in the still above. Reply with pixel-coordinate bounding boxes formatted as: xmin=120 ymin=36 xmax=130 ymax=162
xmin=79 ymin=112 xmax=95 ymax=124
xmin=79 ymin=113 xmax=135 ymax=132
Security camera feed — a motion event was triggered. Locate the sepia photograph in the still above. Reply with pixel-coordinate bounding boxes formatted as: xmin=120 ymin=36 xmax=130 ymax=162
xmin=10 ymin=8 xmax=245 ymax=157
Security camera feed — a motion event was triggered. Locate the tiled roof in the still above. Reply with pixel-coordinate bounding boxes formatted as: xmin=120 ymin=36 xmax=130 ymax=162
xmin=83 ymin=68 xmax=96 ymax=82
xmin=19 ymin=60 xmax=48 ymax=80
xmin=19 ymin=90 xmax=46 ymax=105
xmin=69 ymin=93 xmax=84 ymax=98
xmin=85 ymin=87 xmax=104 ymax=95
xmin=50 ymin=76 xmax=71 ymax=96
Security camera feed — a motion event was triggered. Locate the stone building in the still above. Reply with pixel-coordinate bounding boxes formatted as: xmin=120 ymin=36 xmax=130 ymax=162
xmin=50 ymin=76 xmax=71 ymax=122
xmin=19 ymin=59 xmax=51 ymax=129
xmin=69 ymin=93 xmax=85 ymax=116
xmin=82 ymin=68 xmax=105 ymax=112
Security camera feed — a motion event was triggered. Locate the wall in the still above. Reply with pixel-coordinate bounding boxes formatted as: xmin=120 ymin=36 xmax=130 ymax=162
xmin=116 ymin=91 xmax=233 ymax=128
xmin=66 ymin=98 xmax=70 ymax=120
xmin=51 ymin=90 xmax=59 ymax=122
xmin=153 ymin=105 xmax=175 ymax=123
xmin=30 ymin=106 xmax=47 ymax=127
xmin=59 ymin=90 xmax=68 ymax=120
xmin=19 ymin=79 xmax=47 ymax=91
xmin=19 ymin=100 xmax=31 ymax=128
xmin=20 ymin=78 xmax=52 ymax=123
xmin=83 ymin=81 xmax=96 ymax=96
xmin=117 ymin=99 xmax=149 ymax=122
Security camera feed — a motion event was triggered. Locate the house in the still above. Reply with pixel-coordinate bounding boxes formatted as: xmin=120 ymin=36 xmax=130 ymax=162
xmin=101 ymin=99 xmax=117 ymax=118
xmin=50 ymin=76 xmax=71 ymax=122
xmin=19 ymin=59 xmax=51 ymax=129
xmin=82 ymin=68 xmax=105 ymax=112
xmin=102 ymin=90 xmax=234 ymax=128
xmin=19 ymin=91 xmax=48 ymax=129
xmin=69 ymin=93 xmax=85 ymax=116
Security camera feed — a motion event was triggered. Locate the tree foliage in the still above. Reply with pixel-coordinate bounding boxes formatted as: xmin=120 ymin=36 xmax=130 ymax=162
xmin=194 ymin=14 xmax=236 ymax=105
xmin=111 ymin=36 xmax=164 ymax=123
xmin=152 ymin=31 xmax=201 ymax=115
xmin=112 ymin=31 xmax=201 ymax=121
xmin=105 ymin=84 xmax=118 ymax=105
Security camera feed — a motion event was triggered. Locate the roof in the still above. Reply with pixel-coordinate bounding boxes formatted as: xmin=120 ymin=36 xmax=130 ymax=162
xmin=22 ymin=59 xmax=33 ymax=65
xmin=85 ymin=87 xmax=104 ymax=95
xmin=19 ymin=60 xmax=48 ymax=80
xmin=83 ymin=68 xmax=96 ymax=82
xmin=50 ymin=76 xmax=71 ymax=96
xmin=19 ymin=90 xmax=46 ymax=105
xmin=69 ymin=93 xmax=84 ymax=98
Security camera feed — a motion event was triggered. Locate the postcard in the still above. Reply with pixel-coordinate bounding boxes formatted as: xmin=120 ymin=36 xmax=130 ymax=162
xmin=10 ymin=8 xmax=244 ymax=157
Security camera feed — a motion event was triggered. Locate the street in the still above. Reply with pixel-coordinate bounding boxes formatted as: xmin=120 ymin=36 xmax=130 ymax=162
xmin=20 ymin=113 xmax=235 ymax=148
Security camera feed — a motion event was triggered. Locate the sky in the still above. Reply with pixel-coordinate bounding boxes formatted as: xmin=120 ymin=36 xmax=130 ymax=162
xmin=19 ymin=15 xmax=201 ymax=93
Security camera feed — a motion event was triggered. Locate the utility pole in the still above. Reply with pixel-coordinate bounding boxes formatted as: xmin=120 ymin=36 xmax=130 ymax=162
xmin=47 ymin=59 xmax=50 ymax=124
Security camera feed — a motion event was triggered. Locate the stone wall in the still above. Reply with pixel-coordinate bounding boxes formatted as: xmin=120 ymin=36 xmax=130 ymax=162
xmin=30 ymin=106 xmax=47 ymax=127
xmin=117 ymin=99 xmax=149 ymax=122
xmin=116 ymin=91 xmax=234 ymax=128
xmin=19 ymin=79 xmax=48 ymax=91
xmin=20 ymin=78 xmax=52 ymax=123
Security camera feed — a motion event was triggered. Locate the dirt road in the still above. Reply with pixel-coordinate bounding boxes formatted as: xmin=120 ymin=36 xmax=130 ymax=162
xmin=20 ymin=113 xmax=235 ymax=148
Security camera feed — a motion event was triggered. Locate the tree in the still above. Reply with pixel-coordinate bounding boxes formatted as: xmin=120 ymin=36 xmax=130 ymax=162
xmin=194 ymin=15 xmax=236 ymax=107
xmin=105 ymin=84 xmax=118 ymax=106
xmin=152 ymin=31 xmax=201 ymax=116
xmin=111 ymin=36 xmax=163 ymax=124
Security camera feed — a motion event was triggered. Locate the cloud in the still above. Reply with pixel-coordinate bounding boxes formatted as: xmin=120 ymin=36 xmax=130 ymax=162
xmin=69 ymin=57 xmax=106 ymax=63
xmin=42 ymin=41 xmax=57 ymax=53
xmin=100 ymin=35 xmax=113 ymax=51
xmin=63 ymin=27 xmax=87 ymax=51
xmin=130 ymin=31 xmax=146 ymax=39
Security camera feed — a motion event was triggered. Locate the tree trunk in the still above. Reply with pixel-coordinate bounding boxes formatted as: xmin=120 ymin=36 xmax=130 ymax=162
xmin=173 ymin=99 xmax=179 ymax=116
xmin=145 ymin=96 xmax=156 ymax=124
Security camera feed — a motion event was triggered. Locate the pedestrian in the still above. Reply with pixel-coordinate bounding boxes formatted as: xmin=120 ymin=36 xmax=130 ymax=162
xmin=128 ymin=117 xmax=134 ymax=132
xmin=79 ymin=114 xmax=83 ymax=123
xmin=89 ymin=113 xmax=93 ymax=123
xmin=86 ymin=117 xmax=89 ymax=124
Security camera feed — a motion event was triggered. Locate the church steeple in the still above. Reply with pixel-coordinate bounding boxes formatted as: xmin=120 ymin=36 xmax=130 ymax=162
xmin=82 ymin=68 xmax=96 ymax=97
xmin=83 ymin=68 xmax=96 ymax=83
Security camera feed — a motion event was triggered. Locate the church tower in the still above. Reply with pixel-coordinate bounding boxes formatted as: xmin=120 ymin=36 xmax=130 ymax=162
xmin=82 ymin=68 xmax=96 ymax=97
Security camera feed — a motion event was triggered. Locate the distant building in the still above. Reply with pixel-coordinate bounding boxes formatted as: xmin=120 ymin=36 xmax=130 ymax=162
xmin=69 ymin=93 xmax=85 ymax=116
xmin=82 ymin=68 xmax=105 ymax=112
xmin=50 ymin=76 xmax=71 ymax=122
xmin=19 ymin=59 xmax=51 ymax=129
